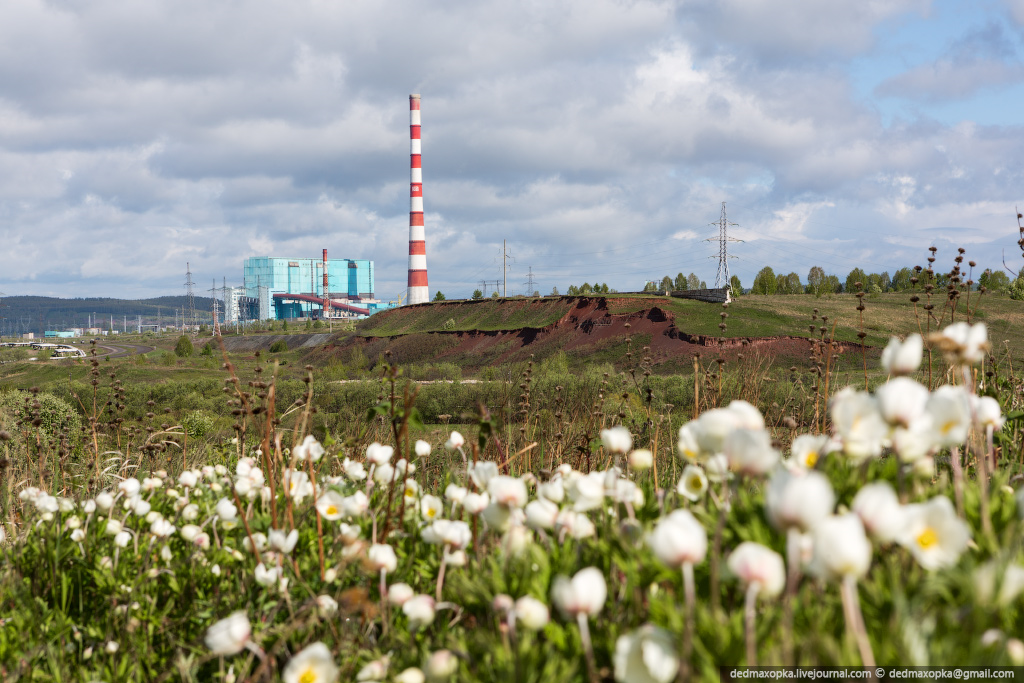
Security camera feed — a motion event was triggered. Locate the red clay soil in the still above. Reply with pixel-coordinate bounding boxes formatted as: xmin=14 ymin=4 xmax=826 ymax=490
xmin=324 ymin=297 xmax=851 ymax=370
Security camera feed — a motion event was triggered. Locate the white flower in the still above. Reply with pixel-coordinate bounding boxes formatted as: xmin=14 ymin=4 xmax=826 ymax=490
xmin=677 ymin=423 xmax=700 ymax=461
xmin=104 ymin=519 xmax=123 ymax=536
xmin=395 ymin=668 xmax=425 ymax=683
xmin=972 ymin=395 xmax=1005 ymax=431
xmin=150 ymin=518 xmax=176 ymax=538
xmin=342 ymin=491 xmax=369 ymax=518
xmin=628 ymin=449 xmax=653 ymax=470
xmin=314 ymin=596 xmax=338 ymax=619
xmin=415 ymin=440 xmax=432 ymax=457
xmin=118 ymin=478 xmax=141 ymax=498
xmin=403 ymin=478 xmax=420 ymax=501
xmin=851 ymin=482 xmax=904 ymax=544
xmin=488 ymin=475 xmax=528 ymax=508
xmin=537 ymin=477 xmax=565 ymax=503
xmin=648 ymin=509 xmax=707 ymax=568
xmin=552 ymin=567 xmax=606 ymax=619
xmin=373 ymin=463 xmax=396 ymax=485
xmin=105 ymin=640 xmax=119 ymax=654
xmin=765 ymin=467 xmax=835 ymax=533
xmin=294 ymin=435 xmax=325 ymax=462
xmin=342 ymin=458 xmax=367 ymax=481
xmin=444 ymin=484 xmax=467 ymax=505
xmin=114 ymin=531 xmax=132 ymax=548
xmin=283 ymin=642 xmax=338 ymax=683
xmin=704 ymin=453 xmax=732 ymax=482
xmin=367 ymin=543 xmax=397 ymax=574
xmin=180 ymin=524 xmax=202 ymax=543
xmin=614 ymin=625 xmax=679 ymax=683
xmin=338 ymin=524 xmax=360 ymax=544
xmin=316 ymin=491 xmax=346 ymax=521
xmin=555 ymin=509 xmax=596 ymax=540
xmin=876 ymin=377 xmax=930 ymax=428
xmin=254 ymin=563 xmax=282 ymax=587
xmin=514 ymin=595 xmax=550 ymax=631
xmin=444 ymin=431 xmax=465 ymax=450
xmin=723 ymin=428 xmax=779 ymax=476
xmin=421 ymin=519 xmax=472 ymax=548
xmin=974 ymin=561 xmax=1024 ymax=606
xmin=525 ymin=498 xmax=560 ymax=530
xmin=204 ymin=611 xmax=251 ymax=656
xmin=601 ymin=426 xmax=633 ymax=454
xmin=181 ymin=503 xmax=200 ymax=521
xmin=480 ymin=502 xmax=512 ymax=532
xmin=898 ymin=496 xmax=970 ymax=570
xmin=215 ymin=498 xmax=238 ymax=522
xmin=366 ymin=442 xmax=394 ymax=466
xmin=677 ymin=465 xmax=708 ymax=502
xmin=727 ymin=542 xmax=785 ymax=599
xmin=881 ymin=334 xmax=923 ymax=376
xmin=468 ymin=461 xmax=499 ymax=490
xmin=388 ymin=583 xmax=415 ymax=606
xmin=809 ymin=514 xmax=872 ymax=580
xmin=424 ymin=650 xmax=458 ymax=681
xmin=934 ymin=321 xmax=988 ymax=365
xmin=830 ymin=388 xmax=889 ymax=462
xmin=789 ymin=434 xmax=829 ymax=470
xmin=269 ymin=528 xmax=299 ymax=554
xmin=412 ymin=494 xmax=439 ymax=521
xmin=927 ymin=385 xmax=972 ymax=448
xmin=356 ymin=655 xmax=390 ymax=682
xmin=284 ymin=469 xmax=314 ymax=502
xmin=568 ymin=472 xmax=605 ymax=512
xmin=403 ymin=594 xmax=436 ymax=631
xmin=94 ymin=491 xmax=114 ymax=511
xmin=179 ymin=471 xmax=199 ymax=488
xmin=462 ymin=492 xmax=490 ymax=515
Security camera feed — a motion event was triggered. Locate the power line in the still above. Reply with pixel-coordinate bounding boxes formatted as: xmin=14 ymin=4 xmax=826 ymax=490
xmin=704 ymin=201 xmax=743 ymax=288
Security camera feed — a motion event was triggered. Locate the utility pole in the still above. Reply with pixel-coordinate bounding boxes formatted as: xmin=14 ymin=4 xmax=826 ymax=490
xmin=501 ymin=240 xmax=515 ymax=297
xmin=704 ymin=201 xmax=743 ymax=289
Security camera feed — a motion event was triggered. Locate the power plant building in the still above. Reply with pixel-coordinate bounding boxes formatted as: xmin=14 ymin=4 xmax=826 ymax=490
xmin=242 ymin=256 xmax=391 ymax=321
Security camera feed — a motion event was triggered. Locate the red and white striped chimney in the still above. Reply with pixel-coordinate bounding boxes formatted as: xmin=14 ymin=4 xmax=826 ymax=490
xmin=407 ymin=93 xmax=429 ymax=304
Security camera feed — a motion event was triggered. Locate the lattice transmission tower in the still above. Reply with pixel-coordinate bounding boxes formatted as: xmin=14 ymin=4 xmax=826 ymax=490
xmin=705 ymin=202 xmax=743 ymax=288
xmin=184 ymin=263 xmax=197 ymax=332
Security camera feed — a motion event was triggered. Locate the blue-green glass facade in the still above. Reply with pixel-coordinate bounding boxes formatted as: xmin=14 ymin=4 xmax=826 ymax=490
xmin=243 ymin=256 xmax=377 ymax=320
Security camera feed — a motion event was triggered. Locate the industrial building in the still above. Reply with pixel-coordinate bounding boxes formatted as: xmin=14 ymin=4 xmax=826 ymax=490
xmin=236 ymin=255 xmax=394 ymax=321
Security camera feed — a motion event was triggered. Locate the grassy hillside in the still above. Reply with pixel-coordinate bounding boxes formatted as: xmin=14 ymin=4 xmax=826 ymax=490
xmin=357 ymin=292 xmax=1024 ymax=359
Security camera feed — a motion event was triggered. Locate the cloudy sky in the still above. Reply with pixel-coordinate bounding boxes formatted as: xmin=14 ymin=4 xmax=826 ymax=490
xmin=2 ymin=0 xmax=1024 ymax=301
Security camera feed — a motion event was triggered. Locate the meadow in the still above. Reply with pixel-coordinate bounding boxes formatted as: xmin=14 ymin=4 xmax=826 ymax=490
xmin=0 ymin=283 xmax=1022 ymax=682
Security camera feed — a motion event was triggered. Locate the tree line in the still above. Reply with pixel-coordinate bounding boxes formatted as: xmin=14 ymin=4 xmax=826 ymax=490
xmin=746 ymin=265 xmax=1021 ymax=297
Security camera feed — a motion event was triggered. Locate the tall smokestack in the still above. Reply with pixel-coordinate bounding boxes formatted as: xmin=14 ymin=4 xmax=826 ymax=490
xmin=322 ymin=249 xmax=329 ymax=318
xmin=407 ymin=94 xmax=429 ymax=304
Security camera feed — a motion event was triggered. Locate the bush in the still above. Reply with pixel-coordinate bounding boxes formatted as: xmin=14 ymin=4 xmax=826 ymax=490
xmin=1010 ymin=275 xmax=1024 ymax=301
xmin=0 ymin=390 xmax=81 ymax=438
xmin=174 ymin=335 xmax=194 ymax=357
xmin=181 ymin=410 xmax=215 ymax=439
xmin=269 ymin=340 xmax=288 ymax=353
xmin=442 ymin=318 xmax=456 ymax=331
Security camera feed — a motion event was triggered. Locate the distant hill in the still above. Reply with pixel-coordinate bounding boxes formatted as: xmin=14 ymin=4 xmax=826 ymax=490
xmin=0 ymin=295 xmax=216 ymax=336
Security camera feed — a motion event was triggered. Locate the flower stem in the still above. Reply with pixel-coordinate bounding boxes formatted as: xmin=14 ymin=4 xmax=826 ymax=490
xmin=841 ymin=575 xmax=875 ymax=667
xmin=682 ymin=562 xmax=696 ymax=679
xmin=950 ymin=446 xmax=965 ymax=518
xmin=744 ymin=581 xmax=760 ymax=665
xmin=782 ymin=528 xmax=800 ymax=665
xmin=576 ymin=613 xmax=599 ymax=683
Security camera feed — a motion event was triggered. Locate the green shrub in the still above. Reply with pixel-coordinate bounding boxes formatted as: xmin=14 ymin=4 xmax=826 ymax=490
xmin=174 ymin=335 xmax=194 ymax=357
xmin=0 ymin=390 xmax=81 ymax=438
xmin=269 ymin=340 xmax=288 ymax=353
xmin=181 ymin=410 xmax=215 ymax=439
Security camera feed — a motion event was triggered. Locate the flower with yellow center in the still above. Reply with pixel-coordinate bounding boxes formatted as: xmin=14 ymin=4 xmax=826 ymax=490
xmin=897 ymin=496 xmax=970 ymax=570
xmin=677 ymin=465 xmax=708 ymax=502
xmin=790 ymin=434 xmax=829 ymax=470
xmin=420 ymin=494 xmax=443 ymax=520
xmin=283 ymin=642 xmax=338 ymax=683
xmin=316 ymin=490 xmax=346 ymax=522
